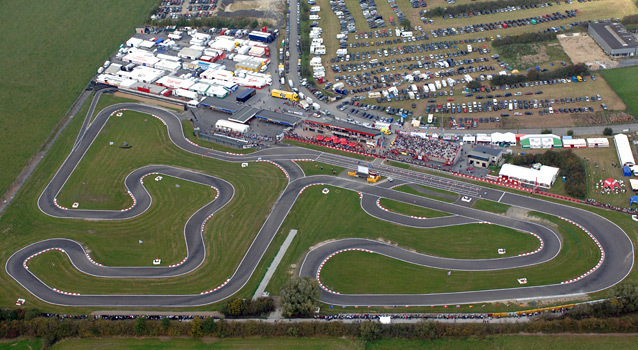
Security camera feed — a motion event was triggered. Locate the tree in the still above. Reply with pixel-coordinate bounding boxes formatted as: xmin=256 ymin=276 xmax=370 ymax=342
xmin=280 ymin=276 xmax=320 ymax=317
xmin=400 ymin=18 xmax=412 ymax=30
xmin=189 ymin=317 xmax=203 ymax=338
xmin=160 ymin=317 xmax=171 ymax=332
xmin=603 ymin=127 xmax=613 ymax=136
xmin=541 ymin=129 xmax=552 ymax=134
xmin=467 ymin=80 xmax=481 ymax=90
xmin=567 ymin=130 xmax=574 ymax=136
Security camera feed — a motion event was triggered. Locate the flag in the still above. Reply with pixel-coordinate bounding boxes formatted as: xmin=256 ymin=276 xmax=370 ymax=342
xmin=444 ymin=305 xmax=448 ymax=308
xmin=456 ymin=305 xmax=460 ymax=308
xmin=469 ymin=305 xmax=473 ymax=308
xmin=447 ymin=271 xmax=452 ymax=276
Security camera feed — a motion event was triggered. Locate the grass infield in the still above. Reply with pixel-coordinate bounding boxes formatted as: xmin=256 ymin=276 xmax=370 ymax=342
xmin=319 ymin=212 xmax=601 ymax=294
xmin=377 ymin=198 xmax=450 ymax=218
xmin=266 ymin=186 xmax=540 ymax=293
xmin=472 ymin=199 xmax=511 ymax=214
xmin=1 ymin=110 xmax=286 ymax=303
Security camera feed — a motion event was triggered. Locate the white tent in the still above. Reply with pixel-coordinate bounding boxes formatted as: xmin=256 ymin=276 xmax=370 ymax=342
xmin=587 ymin=138 xmax=610 ymax=148
xmin=499 ymin=163 xmax=560 ymax=189
xmin=491 ymin=132 xmax=516 ymax=145
xmin=215 ymin=119 xmax=249 ymax=133
xmin=462 ymin=134 xmax=476 ymax=143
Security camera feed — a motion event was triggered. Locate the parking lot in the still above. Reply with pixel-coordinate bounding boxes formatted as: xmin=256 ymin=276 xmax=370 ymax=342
xmin=309 ymin=0 xmax=635 ymax=130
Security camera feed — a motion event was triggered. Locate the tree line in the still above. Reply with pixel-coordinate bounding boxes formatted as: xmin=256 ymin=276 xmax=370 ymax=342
xmin=492 ymin=31 xmax=557 ymax=47
xmin=428 ymin=0 xmax=554 ymax=17
xmin=490 ymin=63 xmax=590 ymax=87
xmin=510 ymin=149 xmax=586 ymax=198
xmin=3 ymin=282 xmax=638 ymax=347
xmin=4 ymin=309 xmax=638 ymax=348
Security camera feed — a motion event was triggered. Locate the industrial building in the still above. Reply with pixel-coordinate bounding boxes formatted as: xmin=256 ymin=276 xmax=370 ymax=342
xmin=467 ymin=146 xmax=504 ymax=168
xmin=588 ymin=23 xmax=638 ymax=58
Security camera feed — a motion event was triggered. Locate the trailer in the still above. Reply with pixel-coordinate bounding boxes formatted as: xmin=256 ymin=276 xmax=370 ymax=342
xmin=271 ymin=89 xmax=299 ymax=102
xmin=248 ymin=31 xmax=274 ymax=43
xmin=236 ymin=88 xmax=256 ymax=103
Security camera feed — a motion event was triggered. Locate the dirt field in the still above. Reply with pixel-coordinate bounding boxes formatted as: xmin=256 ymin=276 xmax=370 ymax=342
xmin=114 ymin=92 xmax=183 ymax=111
xmin=217 ymin=0 xmax=284 ymax=25
xmin=557 ymin=33 xmax=617 ymax=69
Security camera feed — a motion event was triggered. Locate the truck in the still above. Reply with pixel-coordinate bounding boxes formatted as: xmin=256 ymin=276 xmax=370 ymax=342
xmin=427 ymin=83 xmax=436 ymax=92
xmin=271 ymin=89 xmax=299 ymax=102
xmin=464 ymin=74 xmax=473 ymax=82
xmin=374 ymin=121 xmax=391 ymax=130
xmin=248 ymin=31 xmax=274 ymax=43
xmin=235 ymin=88 xmax=256 ymax=103
xmin=299 ymin=100 xmax=310 ymax=110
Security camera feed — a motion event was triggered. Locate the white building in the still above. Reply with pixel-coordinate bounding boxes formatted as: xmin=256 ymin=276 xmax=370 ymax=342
xmin=499 ymin=163 xmax=560 ymax=189
xmin=215 ymin=119 xmax=250 ymax=133
xmin=614 ymin=133 xmax=635 ymax=167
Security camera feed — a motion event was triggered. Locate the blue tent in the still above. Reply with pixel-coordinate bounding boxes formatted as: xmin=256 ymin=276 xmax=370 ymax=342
xmin=623 ymin=166 xmax=632 ymax=177
xmin=630 ymin=196 xmax=638 ymax=206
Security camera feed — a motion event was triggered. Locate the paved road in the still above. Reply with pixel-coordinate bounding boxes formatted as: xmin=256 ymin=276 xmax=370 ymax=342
xmin=5 ymin=103 xmax=633 ymax=306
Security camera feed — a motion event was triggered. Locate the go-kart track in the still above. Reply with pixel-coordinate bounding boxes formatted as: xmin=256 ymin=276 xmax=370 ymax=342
xmin=5 ymin=103 xmax=634 ymax=307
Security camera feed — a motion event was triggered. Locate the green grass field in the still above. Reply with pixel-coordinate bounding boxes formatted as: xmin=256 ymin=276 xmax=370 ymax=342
xmin=51 ymin=337 xmax=359 ymax=350
xmin=319 ymin=212 xmax=601 ymax=294
xmin=601 ymin=65 xmax=638 ymax=117
xmin=368 ymin=335 xmax=638 ymax=350
xmin=471 ymin=199 xmax=510 ymax=214
xmin=0 ymin=108 xmax=286 ymax=308
xmin=378 ymin=198 xmax=450 ymax=218
xmin=295 ymin=161 xmax=346 ymax=176
xmin=393 ymin=184 xmax=458 ymax=203
xmin=265 ymin=185 xmax=540 ymax=293
xmin=0 ymin=0 xmax=158 ymax=200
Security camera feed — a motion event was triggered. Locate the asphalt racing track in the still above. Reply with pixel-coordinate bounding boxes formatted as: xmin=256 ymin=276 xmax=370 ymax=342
xmin=5 ymin=103 xmax=634 ymax=307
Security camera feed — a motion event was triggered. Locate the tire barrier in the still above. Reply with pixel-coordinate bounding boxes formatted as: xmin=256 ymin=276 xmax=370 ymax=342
xmin=200 ymin=278 xmax=231 ymax=295
xmin=284 ymin=136 xmax=383 ymax=159
xmin=256 ymin=159 xmax=289 ymax=180
xmin=316 ymin=248 xmax=375 ymax=295
xmin=85 ymin=254 xmax=103 ymax=267
xmin=120 ymin=190 xmax=137 ymax=212
xmin=518 ymin=232 xmax=544 ymax=257
xmin=559 ymin=217 xmax=605 ymax=285
xmin=518 ymin=232 xmax=545 ymax=256
xmin=52 ymin=198 xmax=68 ymax=210
xmin=22 ymin=248 xmax=66 ymax=270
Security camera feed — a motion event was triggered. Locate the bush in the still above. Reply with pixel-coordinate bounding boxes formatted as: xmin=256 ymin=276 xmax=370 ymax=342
xmin=359 ymin=321 xmax=382 ymax=341
xmin=221 ymin=297 xmax=275 ymax=317
xmin=603 ymin=127 xmax=613 ymax=136
xmin=541 ymin=129 xmax=552 ymax=134
xmin=567 ymin=130 xmax=574 ymax=137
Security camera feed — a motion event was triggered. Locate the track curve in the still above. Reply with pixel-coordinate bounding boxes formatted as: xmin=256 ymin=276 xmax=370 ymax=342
xmin=5 ymin=102 xmax=633 ymax=306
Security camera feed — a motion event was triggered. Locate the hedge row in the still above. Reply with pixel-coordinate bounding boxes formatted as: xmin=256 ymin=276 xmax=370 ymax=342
xmin=490 ymin=63 xmax=590 ymax=86
xmin=3 ymin=313 xmax=638 ymax=347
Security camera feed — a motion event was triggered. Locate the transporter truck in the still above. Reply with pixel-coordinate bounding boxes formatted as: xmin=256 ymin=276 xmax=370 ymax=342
xmin=271 ymin=89 xmax=299 ymax=102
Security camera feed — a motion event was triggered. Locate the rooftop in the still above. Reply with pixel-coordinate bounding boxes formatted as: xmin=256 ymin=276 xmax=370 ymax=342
xmin=589 ymin=22 xmax=638 ymax=50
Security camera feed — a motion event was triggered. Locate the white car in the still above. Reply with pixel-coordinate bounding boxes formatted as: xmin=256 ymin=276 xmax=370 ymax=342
xmin=461 ymin=196 xmax=472 ymax=203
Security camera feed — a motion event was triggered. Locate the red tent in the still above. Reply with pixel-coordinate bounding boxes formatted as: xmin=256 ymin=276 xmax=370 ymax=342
xmin=348 ymin=142 xmax=356 ymax=147
xmin=603 ymin=178 xmax=621 ymax=189
xmin=340 ymin=139 xmax=348 ymax=145
xmin=316 ymin=135 xmax=324 ymax=141
xmin=332 ymin=137 xmax=340 ymax=143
